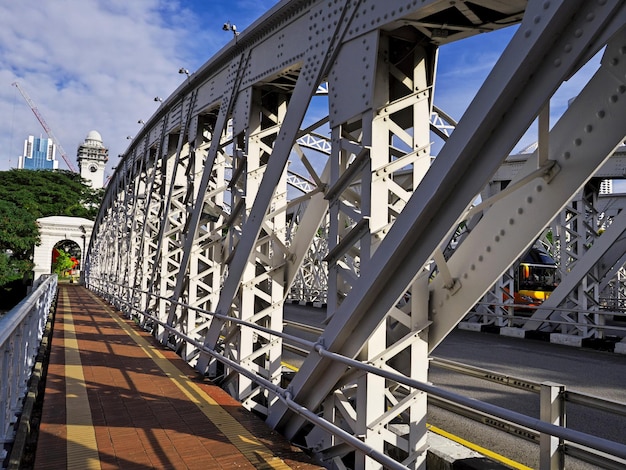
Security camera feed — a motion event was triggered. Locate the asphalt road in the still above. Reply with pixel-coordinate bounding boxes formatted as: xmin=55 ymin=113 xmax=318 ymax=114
xmin=283 ymin=304 xmax=626 ymax=469
xmin=429 ymin=329 xmax=626 ymax=469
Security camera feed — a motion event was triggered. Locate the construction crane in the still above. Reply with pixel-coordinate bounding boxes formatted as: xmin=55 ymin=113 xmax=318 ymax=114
xmin=11 ymin=82 xmax=77 ymax=172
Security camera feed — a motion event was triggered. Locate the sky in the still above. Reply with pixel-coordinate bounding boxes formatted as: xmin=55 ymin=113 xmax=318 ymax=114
xmin=0 ymin=1 xmax=601 ymax=181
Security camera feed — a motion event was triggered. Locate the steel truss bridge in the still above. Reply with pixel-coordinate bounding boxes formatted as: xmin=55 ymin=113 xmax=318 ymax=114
xmin=85 ymin=1 xmax=626 ymax=468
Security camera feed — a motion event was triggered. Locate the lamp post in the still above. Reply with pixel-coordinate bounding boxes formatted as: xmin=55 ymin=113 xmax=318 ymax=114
xmin=223 ymin=21 xmax=239 ymax=39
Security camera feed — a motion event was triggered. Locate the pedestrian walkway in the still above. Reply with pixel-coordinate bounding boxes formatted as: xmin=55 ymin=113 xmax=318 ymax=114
xmin=34 ymin=284 xmax=323 ymax=469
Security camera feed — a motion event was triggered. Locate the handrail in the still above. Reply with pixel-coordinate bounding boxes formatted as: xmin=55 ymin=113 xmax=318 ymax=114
xmin=429 ymin=356 xmax=626 ymax=467
xmin=0 ymin=275 xmax=57 ymax=463
xmin=87 ymin=280 xmax=626 ymax=468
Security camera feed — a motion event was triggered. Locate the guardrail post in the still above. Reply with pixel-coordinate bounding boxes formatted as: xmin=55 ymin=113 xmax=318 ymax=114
xmin=540 ymin=382 xmax=565 ymax=469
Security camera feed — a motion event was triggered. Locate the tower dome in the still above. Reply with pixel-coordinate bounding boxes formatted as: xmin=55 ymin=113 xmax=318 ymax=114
xmin=84 ymin=130 xmax=104 ymax=147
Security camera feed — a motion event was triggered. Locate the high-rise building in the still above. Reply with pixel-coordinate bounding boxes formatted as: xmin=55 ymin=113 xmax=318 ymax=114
xmin=77 ymin=130 xmax=108 ymax=189
xmin=18 ymin=135 xmax=59 ymax=170
xmin=600 ymin=179 xmax=613 ymax=194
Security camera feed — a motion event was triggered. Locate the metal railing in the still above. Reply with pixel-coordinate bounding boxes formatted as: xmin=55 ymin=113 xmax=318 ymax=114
xmin=430 ymin=357 xmax=626 ymax=469
xmin=0 ymin=275 xmax=57 ymax=463
xmin=88 ymin=281 xmax=626 ymax=469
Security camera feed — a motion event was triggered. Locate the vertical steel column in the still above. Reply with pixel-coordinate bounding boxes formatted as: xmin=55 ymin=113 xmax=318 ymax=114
xmin=184 ymin=113 xmax=226 ymax=362
xmin=320 ymin=31 xmax=436 ymax=469
xmin=555 ymin=184 xmax=603 ymax=338
xmin=540 ymin=382 xmax=565 ymax=469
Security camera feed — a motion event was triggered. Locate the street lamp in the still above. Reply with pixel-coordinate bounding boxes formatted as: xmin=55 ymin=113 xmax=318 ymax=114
xmin=179 ymin=68 xmax=190 ymax=77
xmin=223 ymin=21 xmax=239 ymax=38
xmin=154 ymin=97 xmax=163 ymax=103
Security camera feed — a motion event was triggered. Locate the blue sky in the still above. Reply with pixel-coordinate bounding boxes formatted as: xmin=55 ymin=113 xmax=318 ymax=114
xmin=0 ymin=1 xmax=599 ymax=179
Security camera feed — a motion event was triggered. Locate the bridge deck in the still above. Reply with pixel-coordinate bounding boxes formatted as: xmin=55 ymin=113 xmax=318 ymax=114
xmin=34 ymin=285 xmax=322 ymax=470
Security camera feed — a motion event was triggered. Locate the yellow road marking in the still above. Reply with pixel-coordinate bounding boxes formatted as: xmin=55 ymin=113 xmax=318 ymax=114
xmin=427 ymin=424 xmax=532 ymax=470
xmin=86 ymin=290 xmax=293 ymax=470
xmin=62 ymin=289 xmax=102 ymax=470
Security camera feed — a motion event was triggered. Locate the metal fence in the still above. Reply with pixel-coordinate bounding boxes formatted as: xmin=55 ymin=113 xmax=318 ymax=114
xmin=90 ymin=282 xmax=626 ymax=469
xmin=430 ymin=357 xmax=626 ymax=469
xmin=0 ymin=275 xmax=57 ymax=464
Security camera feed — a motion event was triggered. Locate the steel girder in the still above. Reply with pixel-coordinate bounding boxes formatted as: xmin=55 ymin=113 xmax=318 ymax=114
xmin=269 ymin=0 xmax=626 ymax=455
xmin=525 ymin=205 xmax=626 ymax=334
xmin=471 ymin=146 xmax=626 ymax=337
xmin=84 ymin=0 xmax=626 ymax=468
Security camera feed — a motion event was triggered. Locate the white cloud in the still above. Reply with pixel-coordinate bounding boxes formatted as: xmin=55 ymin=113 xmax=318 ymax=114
xmin=0 ymin=1 xmax=602 ymax=179
xmin=0 ymin=0 xmax=277 ymax=175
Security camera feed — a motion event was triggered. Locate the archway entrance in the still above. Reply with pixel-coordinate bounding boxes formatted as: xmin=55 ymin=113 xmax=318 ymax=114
xmin=33 ymin=216 xmax=94 ymax=286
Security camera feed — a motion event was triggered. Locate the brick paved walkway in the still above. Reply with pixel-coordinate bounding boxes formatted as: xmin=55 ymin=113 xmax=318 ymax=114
xmin=34 ymin=284 xmax=323 ymax=470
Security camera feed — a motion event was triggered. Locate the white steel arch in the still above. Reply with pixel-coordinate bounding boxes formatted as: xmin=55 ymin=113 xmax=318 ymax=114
xmin=85 ymin=1 xmax=626 ymax=468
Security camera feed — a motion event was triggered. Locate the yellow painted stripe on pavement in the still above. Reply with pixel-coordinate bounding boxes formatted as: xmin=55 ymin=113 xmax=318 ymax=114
xmin=62 ymin=289 xmax=102 ymax=470
xmin=87 ymin=290 xmax=293 ymax=470
xmin=427 ymin=423 xmax=532 ymax=470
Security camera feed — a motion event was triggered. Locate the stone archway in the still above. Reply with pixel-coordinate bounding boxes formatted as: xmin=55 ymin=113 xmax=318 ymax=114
xmin=33 ymin=216 xmax=94 ymax=286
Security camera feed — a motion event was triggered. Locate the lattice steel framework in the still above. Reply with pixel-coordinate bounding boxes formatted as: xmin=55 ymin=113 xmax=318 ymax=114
xmin=85 ymin=1 xmax=626 ymax=468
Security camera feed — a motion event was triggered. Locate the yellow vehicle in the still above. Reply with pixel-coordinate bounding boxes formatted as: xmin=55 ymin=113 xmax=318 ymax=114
xmin=514 ymin=247 xmax=559 ymax=309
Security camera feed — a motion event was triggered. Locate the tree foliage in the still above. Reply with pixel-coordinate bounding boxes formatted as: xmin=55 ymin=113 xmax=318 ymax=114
xmin=52 ymin=249 xmax=76 ymax=277
xmin=0 ymin=169 xmax=102 ymax=303
xmin=0 ymin=169 xmax=103 ymax=219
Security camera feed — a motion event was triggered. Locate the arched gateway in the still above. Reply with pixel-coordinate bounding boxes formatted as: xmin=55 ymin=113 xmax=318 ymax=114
xmin=33 ymin=216 xmax=94 ymax=286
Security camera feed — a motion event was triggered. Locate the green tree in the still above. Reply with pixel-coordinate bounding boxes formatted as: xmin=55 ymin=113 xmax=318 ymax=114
xmin=52 ymin=249 xmax=75 ymax=277
xmin=0 ymin=169 xmax=102 ymax=302
xmin=0 ymin=169 xmax=103 ymax=219
xmin=0 ymin=199 xmax=40 ymax=273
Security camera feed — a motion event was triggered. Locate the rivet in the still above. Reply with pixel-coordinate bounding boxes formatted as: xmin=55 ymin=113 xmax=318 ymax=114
xmin=563 ymin=151 xmax=571 ymax=160
xmin=574 ymin=138 xmax=582 ymax=146
xmin=518 ymin=207 xmax=524 ymax=215
xmin=509 ymin=218 xmax=515 ymax=225
xmin=585 ymin=124 xmax=593 ymax=133
xmin=526 ymin=196 xmax=533 ymax=204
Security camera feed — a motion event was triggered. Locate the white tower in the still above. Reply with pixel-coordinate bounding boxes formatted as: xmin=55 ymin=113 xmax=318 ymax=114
xmin=77 ymin=130 xmax=108 ymax=189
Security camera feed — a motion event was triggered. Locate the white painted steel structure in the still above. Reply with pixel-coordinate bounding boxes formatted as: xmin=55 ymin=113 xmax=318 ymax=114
xmin=0 ymin=275 xmax=56 ymax=461
xmin=85 ymin=1 xmax=626 ymax=468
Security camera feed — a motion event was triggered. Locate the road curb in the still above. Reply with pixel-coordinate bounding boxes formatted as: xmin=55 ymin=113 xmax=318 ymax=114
xmin=459 ymin=322 xmax=624 ymax=354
